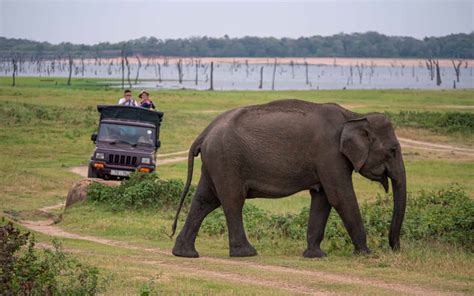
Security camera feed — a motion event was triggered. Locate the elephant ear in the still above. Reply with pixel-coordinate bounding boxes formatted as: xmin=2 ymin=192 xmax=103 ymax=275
xmin=340 ymin=118 xmax=371 ymax=172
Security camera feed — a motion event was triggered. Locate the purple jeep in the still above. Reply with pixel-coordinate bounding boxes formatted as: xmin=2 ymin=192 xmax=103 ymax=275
xmin=88 ymin=105 xmax=164 ymax=179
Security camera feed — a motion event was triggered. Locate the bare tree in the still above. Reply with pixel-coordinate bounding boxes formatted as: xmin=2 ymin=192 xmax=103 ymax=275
xmin=67 ymin=53 xmax=73 ymax=86
xmin=258 ymin=66 xmax=264 ymax=89
xmin=349 ymin=65 xmax=354 ymax=85
xmin=157 ymin=62 xmax=162 ymax=83
xmin=125 ymin=55 xmax=131 ymax=88
xmin=121 ymin=46 xmax=125 ymax=89
xmin=271 ymin=59 xmax=277 ymax=90
xmin=11 ymin=55 xmax=18 ymax=87
xmin=433 ymin=59 xmax=442 ymax=86
xmin=356 ymin=63 xmax=364 ymax=84
xmin=209 ymin=61 xmax=214 ymax=90
xmin=290 ymin=60 xmax=295 ymax=79
xmin=195 ymin=59 xmax=200 ymax=85
xmin=134 ymin=55 xmax=142 ymax=84
xmin=451 ymin=59 xmax=462 ymax=83
xmin=305 ymin=61 xmax=309 ymax=85
xmin=426 ymin=59 xmax=434 ymax=81
xmin=177 ymin=59 xmax=183 ymax=84
xmin=245 ymin=60 xmax=249 ymax=78
xmin=80 ymin=57 xmax=85 ymax=76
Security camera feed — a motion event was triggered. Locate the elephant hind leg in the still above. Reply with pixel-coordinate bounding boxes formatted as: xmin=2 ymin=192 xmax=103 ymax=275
xmin=304 ymin=189 xmax=331 ymax=258
xmin=218 ymin=191 xmax=257 ymax=257
xmin=172 ymin=176 xmax=220 ymax=258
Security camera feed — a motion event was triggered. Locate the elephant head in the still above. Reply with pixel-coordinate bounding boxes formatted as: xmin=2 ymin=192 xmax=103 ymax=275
xmin=340 ymin=113 xmax=406 ymax=250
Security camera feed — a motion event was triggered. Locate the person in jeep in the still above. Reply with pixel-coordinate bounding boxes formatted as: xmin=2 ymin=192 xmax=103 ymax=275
xmin=118 ymin=89 xmax=138 ymax=106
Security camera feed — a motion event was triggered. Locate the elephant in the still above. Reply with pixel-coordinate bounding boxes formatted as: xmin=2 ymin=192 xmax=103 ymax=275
xmin=171 ymin=99 xmax=406 ymax=258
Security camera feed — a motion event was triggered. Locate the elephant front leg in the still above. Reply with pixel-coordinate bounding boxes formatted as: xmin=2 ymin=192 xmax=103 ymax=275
xmin=221 ymin=198 xmax=257 ymax=257
xmin=303 ymin=189 xmax=331 ymax=258
xmin=322 ymin=175 xmax=370 ymax=255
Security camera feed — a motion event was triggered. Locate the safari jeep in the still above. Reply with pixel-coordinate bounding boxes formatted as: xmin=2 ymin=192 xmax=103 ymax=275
xmin=88 ymin=105 xmax=164 ymax=179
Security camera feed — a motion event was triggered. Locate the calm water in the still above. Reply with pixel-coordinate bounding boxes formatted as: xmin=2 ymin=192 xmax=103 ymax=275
xmin=2 ymin=59 xmax=473 ymax=90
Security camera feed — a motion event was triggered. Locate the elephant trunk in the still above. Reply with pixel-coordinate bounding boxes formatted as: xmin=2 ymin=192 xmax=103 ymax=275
xmin=388 ymin=150 xmax=407 ymax=251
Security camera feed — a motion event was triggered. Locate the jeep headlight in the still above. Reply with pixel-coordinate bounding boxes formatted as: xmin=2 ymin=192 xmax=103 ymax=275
xmin=95 ymin=152 xmax=105 ymax=160
xmin=141 ymin=157 xmax=151 ymax=164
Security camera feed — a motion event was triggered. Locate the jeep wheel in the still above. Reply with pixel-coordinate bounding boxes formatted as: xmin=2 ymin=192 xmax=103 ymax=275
xmin=87 ymin=164 xmax=98 ymax=178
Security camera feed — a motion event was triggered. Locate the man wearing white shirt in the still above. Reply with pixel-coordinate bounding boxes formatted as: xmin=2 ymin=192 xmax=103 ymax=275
xmin=118 ymin=89 xmax=138 ymax=106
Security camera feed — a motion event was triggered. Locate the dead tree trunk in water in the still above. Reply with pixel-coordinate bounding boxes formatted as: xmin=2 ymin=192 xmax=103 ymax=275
xmin=426 ymin=59 xmax=434 ymax=81
xmin=356 ymin=63 xmax=364 ymax=84
xmin=125 ymin=56 xmax=131 ymax=88
xmin=80 ymin=57 xmax=85 ymax=76
xmin=290 ymin=60 xmax=295 ymax=79
xmin=121 ymin=47 xmax=125 ymax=89
xmin=209 ymin=62 xmax=214 ymax=90
xmin=11 ymin=56 xmax=18 ymax=87
xmin=451 ymin=59 xmax=462 ymax=83
xmin=67 ymin=54 xmax=73 ymax=86
xmin=433 ymin=60 xmax=441 ymax=86
xmin=195 ymin=60 xmax=200 ymax=85
xmin=305 ymin=61 xmax=309 ymax=85
xmin=245 ymin=60 xmax=249 ymax=78
xmin=157 ymin=62 xmax=162 ymax=83
xmin=134 ymin=55 xmax=142 ymax=84
xmin=271 ymin=59 xmax=277 ymax=90
xmin=177 ymin=59 xmax=183 ymax=84
xmin=258 ymin=66 xmax=263 ymax=89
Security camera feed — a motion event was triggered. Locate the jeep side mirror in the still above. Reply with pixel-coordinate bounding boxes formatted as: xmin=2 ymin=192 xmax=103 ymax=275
xmin=156 ymin=140 xmax=161 ymax=148
xmin=91 ymin=132 xmax=97 ymax=142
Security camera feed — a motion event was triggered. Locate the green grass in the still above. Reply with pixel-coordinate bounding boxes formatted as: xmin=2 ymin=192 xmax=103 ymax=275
xmin=0 ymin=76 xmax=473 ymax=294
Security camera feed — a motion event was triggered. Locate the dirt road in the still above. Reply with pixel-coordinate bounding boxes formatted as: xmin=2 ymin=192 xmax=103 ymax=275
xmin=17 ymin=202 xmax=458 ymax=296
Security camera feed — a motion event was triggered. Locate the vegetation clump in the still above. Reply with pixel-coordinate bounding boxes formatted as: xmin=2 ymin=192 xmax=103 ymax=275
xmin=87 ymin=173 xmax=195 ymax=211
xmin=385 ymin=111 xmax=474 ymax=135
xmin=202 ymin=186 xmax=474 ymax=252
xmin=0 ymin=222 xmax=108 ymax=295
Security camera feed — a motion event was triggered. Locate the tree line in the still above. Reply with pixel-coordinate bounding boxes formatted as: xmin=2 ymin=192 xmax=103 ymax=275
xmin=1 ymin=31 xmax=473 ymax=59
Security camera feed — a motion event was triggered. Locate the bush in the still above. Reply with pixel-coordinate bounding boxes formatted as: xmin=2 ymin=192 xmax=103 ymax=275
xmin=385 ymin=111 xmax=474 ymax=134
xmin=202 ymin=186 xmax=474 ymax=252
xmin=87 ymin=173 xmax=195 ymax=211
xmin=0 ymin=222 xmax=108 ymax=295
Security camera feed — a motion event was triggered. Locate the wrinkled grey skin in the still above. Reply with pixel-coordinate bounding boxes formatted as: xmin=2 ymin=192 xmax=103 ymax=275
xmin=171 ymin=99 xmax=406 ymax=258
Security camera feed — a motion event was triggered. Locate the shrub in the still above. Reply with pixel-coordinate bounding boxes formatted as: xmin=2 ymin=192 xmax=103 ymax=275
xmin=202 ymin=186 xmax=474 ymax=252
xmin=87 ymin=173 xmax=195 ymax=211
xmin=0 ymin=222 xmax=108 ymax=295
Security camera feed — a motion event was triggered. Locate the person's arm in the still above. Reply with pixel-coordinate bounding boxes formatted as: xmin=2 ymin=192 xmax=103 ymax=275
xmin=118 ymin=98 xmax=124 ymax=105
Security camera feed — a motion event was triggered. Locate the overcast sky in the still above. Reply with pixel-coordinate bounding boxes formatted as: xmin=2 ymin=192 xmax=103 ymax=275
xmin=1 ymin=0 xmax=473 ymax=44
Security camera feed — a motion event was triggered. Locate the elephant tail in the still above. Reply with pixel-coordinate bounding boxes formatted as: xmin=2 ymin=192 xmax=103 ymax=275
xmin=170 ymin=138 xmax=202 ymax=238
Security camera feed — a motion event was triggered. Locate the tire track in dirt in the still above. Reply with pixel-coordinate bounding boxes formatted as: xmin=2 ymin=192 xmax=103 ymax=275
xmin=14 ymin=209 xmax=458 ymax=296
xmin=398 ymin=137 xmax=474 ymax=157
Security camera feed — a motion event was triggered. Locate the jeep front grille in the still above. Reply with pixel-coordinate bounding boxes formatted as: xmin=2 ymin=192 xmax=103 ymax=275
xmin=108 ymin=154 xmax=137 ymax=166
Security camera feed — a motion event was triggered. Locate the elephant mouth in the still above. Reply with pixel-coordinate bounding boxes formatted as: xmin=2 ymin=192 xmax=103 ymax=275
xmin=380 ymin=174 xmax=389 ymax=193
xmin=361 ymin=166 xmax=390 ymax=193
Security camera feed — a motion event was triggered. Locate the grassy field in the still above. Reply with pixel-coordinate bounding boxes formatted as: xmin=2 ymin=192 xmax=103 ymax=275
xmin=1 ymin=76 xmax=473 ymax=294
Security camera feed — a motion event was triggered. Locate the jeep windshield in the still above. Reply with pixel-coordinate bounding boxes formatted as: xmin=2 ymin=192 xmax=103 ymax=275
xmin=97 ymin=123 xmax=156 ymax=147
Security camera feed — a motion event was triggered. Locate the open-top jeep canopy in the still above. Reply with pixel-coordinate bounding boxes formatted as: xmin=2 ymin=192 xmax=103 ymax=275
xmin=97 ymin=105 xmax=164 ymax=130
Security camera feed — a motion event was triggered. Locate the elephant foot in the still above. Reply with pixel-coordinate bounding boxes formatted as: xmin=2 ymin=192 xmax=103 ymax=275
xmin=303 ymin=248 xmax=327 ymax=258
xmin=229 ymin=244 xmax=258 ymax=257
xmin=172 ymin=239 xmax=199 ymax=258
xmin=353 ymin=246 xmax=371 ymax=256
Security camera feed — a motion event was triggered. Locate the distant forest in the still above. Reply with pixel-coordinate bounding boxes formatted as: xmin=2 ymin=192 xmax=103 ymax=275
xmin=1 ymin=32 xmax=473 ymax=58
